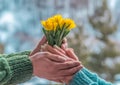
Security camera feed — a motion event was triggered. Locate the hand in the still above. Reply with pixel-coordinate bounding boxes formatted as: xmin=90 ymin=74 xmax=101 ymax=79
xmin=60 ymin=38 xmax=79 ymax=61
xmin=30 ymin=36 xmax=47 ymax=56
xmin=29 ymin=52 xmax=81 ymax=83
xmin=41 ymin=43 xmax=78 ymax=61
xmin=41 ymin=44 xmax=83 ymax=83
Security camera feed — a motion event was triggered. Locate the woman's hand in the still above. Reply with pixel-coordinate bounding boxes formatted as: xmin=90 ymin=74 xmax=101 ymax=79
xmin=61 ymin=38 xmax=79 ymax=61
xmin=41 ymin=44 xmax=83 ymax=83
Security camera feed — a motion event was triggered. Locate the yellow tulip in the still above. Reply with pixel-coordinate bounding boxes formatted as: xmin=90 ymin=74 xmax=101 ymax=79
xmin=41 ymin=19 xmax=57 ymax=31
xmin=59 ymin=19 xmax=65 ymax=28
xmin=53 ymin=14 xmax=63 ymax=22
xmin=64 ymin=18 xmax=76 ymax=30
xmin=52 ymin=14 xmax=63 ymax=28
xmin=41 ymin=14 xmax=76 ymax=31
xmin=40 ymin=14 xmax=76 ymax=47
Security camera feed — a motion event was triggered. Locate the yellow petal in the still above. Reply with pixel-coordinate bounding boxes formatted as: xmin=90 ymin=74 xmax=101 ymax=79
xmin=40 ymin=14 xmax=76 ymax=31
xmin=64 ymin=18 xmax=76 ymax=30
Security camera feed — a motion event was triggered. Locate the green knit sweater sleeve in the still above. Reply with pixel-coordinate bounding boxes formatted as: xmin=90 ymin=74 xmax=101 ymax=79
xmin=69 ymin=67 xmax=113 ymax=85
xmin=0 ymin=51 xmax=33 ymax=85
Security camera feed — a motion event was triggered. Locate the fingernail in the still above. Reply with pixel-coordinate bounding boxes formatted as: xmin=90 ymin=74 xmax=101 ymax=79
xmin=53 ymin=45 xmax=59 ymax=48
xmin=62 ymin=57 xmax=67 ymax=61
xmin=54 ymin=45 xmax=57 ymax=47
xmin=80 ymin=64 xmax=84 ymax=67
xmin=44 ymin=44 xmax=47 ymax=46
xmin=63 ymin=57 xmax=67 ymax=61
xmin=41 ymin=45 xmax=44 ymax=49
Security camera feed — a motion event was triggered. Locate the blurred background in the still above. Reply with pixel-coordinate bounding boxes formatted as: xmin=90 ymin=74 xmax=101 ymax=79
xmin=0 ymin=0 xmax=120 ymax=85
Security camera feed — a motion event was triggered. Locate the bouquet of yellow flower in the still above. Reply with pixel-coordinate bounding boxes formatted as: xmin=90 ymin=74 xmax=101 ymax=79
xmin=41 ymin=14 xmax=76 ymax=47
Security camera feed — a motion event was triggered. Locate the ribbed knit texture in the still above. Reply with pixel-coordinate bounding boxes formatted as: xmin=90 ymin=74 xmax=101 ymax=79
xmin=0 ymin=57 xmax=12 ymax=85
xmin=0 ymin=51 xmax=33 ymax=85
xmin=81 ymin=68 xmax=113 ymax=85
xmin=81 ymin=68 xmax=98 ymax=82
xmin=69 ymin=68 xmax=113 ymax=85
xmin=69 ymin=69 xmax=98 ymax=85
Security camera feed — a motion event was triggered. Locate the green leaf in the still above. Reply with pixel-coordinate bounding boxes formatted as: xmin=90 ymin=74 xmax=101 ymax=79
xmin=62 ymin=30 xmax=70 ymax=38
xmin=42 ymin=28 xmax=46 ymax=36
xmin=43 ymin=29 xmax=50 ymax=43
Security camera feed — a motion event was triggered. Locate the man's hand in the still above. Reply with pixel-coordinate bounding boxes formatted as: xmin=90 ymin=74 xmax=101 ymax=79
xmin=29 ymin=52 xmax=82 ymax=83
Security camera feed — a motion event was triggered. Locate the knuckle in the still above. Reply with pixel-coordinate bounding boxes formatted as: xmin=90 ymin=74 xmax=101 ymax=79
xmin=65 ymin=62 xmax=70 ymax=66
xmin=67 ymin=62 xmax=72 ymax=67
xmin=55 ymin=56 xmax=60 ymax=60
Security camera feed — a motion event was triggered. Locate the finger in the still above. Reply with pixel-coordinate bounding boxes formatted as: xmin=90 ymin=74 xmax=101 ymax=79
xmin=53 ymin=45 xmax=66 ymax=54
xmin=47 ymin=77 xmax=66 ymax=83
xmin=62 ymin=38 xmax=67 ymax=44
xmin=66 ymin=48 xmax=79 ymax=61
xmin=59 ymin=65 xmax=83 ymax=76
xmin=30 ymin=36 xmax=47 ymax=55
xmin=44 ymin=44 xmax=67 ymax=57
xmin=37 ymin=36 xmax=47 ymax=47
xmin=41 ymin=45 xmax=48 ymax=52
xmin=47 ymin=53 xmax=66 ymax=62
xmin=51 ymin=76 xmax=72 ymax=84
xmin=43 ymin=44 xmax=70 ymax=60
xmin=49 ymin=79 xmax=62 ymax=83
xmin=61 ymin=44 xmax=66 ymax=51
xmin=34 ymin=52 xmax=66 ymax=62
xmin=57 ymin=61 xmax=80 ymax=70
xmin=36 ymin=36 xmax=47 ymax=50
xmin=61 ymin=38 xmax=68 ymax=50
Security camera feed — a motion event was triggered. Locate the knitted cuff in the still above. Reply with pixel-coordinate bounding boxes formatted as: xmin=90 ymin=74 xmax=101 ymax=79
xmin=69 ymin=70 xmax=98 ymax=85
xmin=5 ymin=54 xmax=33 ymax=85
xmin=81 ymin=67 xmax=98 ymax=82
xmin=98 ymin=78 xmax=113 ymax=85
xmin=5 ymin=51 xmax=31 ymax=58
xmin=0 ymin=57 xmax=12 ymax=85
xmin=82 ymin=68 xmax=113 ymax=85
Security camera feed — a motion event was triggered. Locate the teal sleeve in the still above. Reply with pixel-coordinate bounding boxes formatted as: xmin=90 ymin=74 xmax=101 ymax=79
xmin=69 ymin=68 xmax=98 ymax=85
xmin=0 ymin=51 xmax=33 ymax=85
xmin=69 ymin=67 xmax=113 ymax=85
xmin=81 ymin=68 xmax=113 ymax=85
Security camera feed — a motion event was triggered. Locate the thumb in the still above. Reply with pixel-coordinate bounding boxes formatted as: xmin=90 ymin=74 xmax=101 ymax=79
xmin=39 ymin=36 xmax=47 ymax=45
xmin=30 ymin=36 xmax=47 ymax=56
xmin=36 ymin=36 xmax=47 ymax=49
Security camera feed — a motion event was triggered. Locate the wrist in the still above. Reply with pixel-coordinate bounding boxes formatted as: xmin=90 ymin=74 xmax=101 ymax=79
xmin=29 ymin=55 xmax=35 ymax=75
